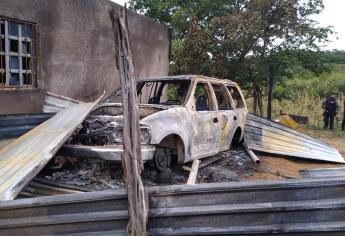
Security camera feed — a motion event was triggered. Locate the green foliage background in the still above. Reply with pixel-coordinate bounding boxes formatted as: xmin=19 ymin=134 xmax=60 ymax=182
xmin=273 ymin=51 xmax=345 ymax=100
xmin=129 ymin=0 xmax=345 ymax=127
xmin=249 ymin=51 xmax=345 ymax=128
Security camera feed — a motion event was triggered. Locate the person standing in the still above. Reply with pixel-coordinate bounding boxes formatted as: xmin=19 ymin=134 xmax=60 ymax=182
xmin=322 ymin=93 xmax=340 ymax=130
xmin=341 ymin=100 xmax=345 ymax=130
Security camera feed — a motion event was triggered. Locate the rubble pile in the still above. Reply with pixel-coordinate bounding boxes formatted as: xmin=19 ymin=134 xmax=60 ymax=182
xmin=197 ymin=148 xmax=258 ymax=182
xmin=42 ymin=158 xmax=126 ymax=191
xmin=38 ymin=147 xmax=264 ymax=191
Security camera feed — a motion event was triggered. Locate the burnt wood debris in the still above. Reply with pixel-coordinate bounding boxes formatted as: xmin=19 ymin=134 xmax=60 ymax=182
xmin=110 ymin=6 xmax=148 ymax=236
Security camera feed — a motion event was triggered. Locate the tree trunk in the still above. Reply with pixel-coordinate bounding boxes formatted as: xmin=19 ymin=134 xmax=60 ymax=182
xmin=252 ymin=82 xmax=263 ymax=116
xmin=253 ymin=87 xmax=258 ymax=115
xmin=110 ymin=7 xmax=148 ymax=236
xmin=258 ymin=88 xmax=263 ymax=116
xmin=267 ymin=64 xmax=274 ymax=120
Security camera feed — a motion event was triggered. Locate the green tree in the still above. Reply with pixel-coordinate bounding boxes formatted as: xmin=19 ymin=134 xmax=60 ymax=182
xmin=130 ymin=0 xmax=235 ymax=76
xmin=129 ymin=0 xmax=333 ymax=115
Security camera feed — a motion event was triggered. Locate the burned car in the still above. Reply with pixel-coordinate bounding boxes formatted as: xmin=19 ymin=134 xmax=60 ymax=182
xmin=65 ymin=75 xmax=247 ymax=170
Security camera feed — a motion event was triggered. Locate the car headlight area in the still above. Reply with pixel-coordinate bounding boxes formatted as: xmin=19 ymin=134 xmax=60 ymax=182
xmin=113 ymin=126 xmax=151 ymax=145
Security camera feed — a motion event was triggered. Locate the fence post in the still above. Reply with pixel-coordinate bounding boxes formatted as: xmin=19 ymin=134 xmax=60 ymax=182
xmin=110 ymin=7 xmax=148 ymax=236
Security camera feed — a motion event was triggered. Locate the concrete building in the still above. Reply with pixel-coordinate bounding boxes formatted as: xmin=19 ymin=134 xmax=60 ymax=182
xmin=0 ymin=0 xmax=169 ymax=114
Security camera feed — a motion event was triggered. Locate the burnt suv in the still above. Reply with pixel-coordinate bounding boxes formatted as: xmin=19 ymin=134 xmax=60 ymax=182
xmin=70 ymin=75 xmax=247 ymax=170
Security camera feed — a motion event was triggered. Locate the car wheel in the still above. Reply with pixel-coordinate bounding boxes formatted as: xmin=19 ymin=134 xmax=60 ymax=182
xmin=154 ymin=148 xmax=171 ymax=171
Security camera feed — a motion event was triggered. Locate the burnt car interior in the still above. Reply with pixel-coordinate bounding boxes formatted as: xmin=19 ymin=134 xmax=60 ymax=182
xmin=137 ymin=80 xmax=191 ymax=105
xmin=228 ymin=86 xmax=245 ymax=108
xmin=212 ymin=84 xmax=232 ymax=110
xmin=194 ymin=83 xmax=211 ymax=111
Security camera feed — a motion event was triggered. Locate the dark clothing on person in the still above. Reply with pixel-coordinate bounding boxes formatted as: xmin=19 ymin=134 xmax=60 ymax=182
xmin=324 ymin=113 xmax=336 ymax=130
xmin=322 ymin=96 xmax=339 ymax=130
xmin=341 ymin=100 xmax=345 ymax=130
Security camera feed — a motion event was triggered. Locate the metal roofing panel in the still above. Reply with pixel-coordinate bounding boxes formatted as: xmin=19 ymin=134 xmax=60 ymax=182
xmin=300 ymin=168 xmax=345 ymax=178
xmin=244 ymin=114 xmax=344 ymax=163
xmin=0 ymin=94 xmax=103 ymax=201
xmin=43 ymin=92 xmax=81 ymax=113
xmin=0 ymin=113 xmax=54 ymax=139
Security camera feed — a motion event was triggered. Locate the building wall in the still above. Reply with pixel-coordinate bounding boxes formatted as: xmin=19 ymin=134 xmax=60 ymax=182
xmin=0 ymin=0 xmax=169 ymax=114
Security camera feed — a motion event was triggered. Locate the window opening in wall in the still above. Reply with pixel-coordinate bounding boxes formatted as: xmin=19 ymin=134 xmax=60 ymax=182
xmin=0 ymin=17 xmax=36 ymax=89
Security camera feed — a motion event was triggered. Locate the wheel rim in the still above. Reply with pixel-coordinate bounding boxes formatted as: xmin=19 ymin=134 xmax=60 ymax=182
xmin=154 ymin=149 xmax=171 ymax=171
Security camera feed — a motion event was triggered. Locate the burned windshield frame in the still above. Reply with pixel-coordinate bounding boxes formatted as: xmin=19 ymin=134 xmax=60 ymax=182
xmin=137 ymin=80 xmax=191 ymax=105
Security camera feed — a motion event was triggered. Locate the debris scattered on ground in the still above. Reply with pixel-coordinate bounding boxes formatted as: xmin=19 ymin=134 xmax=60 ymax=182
xmin=196 ymin=148 xmax=262 ymax=183
xmin=242 ymin=142 xmax=260 ymax=164
xmin=42 ymin=158 xmax=126 ymax=191
xmin=277 ymin=114 xmax=302 ymax=130
xmin=37 ymin=147 xmax=280 ymax=190
xmin=19 ymin=134 xmax=345 ymax=196
xmin=187 ymin=160 xmax=200 ymax=185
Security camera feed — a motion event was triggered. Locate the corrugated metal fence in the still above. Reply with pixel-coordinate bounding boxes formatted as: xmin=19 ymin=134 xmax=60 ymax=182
xmin=1 ymin=177 xmax=345 ymax=235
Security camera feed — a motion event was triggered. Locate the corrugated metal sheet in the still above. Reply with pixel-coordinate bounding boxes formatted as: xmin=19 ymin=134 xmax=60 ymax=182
xmin=0 ymin=113 xmax=54 ymax=139
xmin=244 ymin=114 xmax=344 ymax=163
xmin=43 ymin=92 xmax=82 ymax=113
xmin=300 ymin=167 xmax=345 ymax=178
xmin=0 ymin=94 xmax=103 ymax=201
xmin=19 ymin=177 xmax=87 ymax=198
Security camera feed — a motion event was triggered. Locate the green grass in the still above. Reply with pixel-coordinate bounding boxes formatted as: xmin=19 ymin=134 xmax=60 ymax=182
xmin=247 ymin=92 xmax=344 ymax=128
xmin=302 ymin=127 xmax=345 ymax=139
xmin=274 ymin=64 xmax=345 ymax=99
xmin=246 ymin=63 xmax=345 ymax=130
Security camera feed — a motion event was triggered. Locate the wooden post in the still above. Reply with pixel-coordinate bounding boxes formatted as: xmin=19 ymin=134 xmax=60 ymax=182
xmin=110 ymin=7 xmax=148 ymax=236
xmin=187 ymin=160 xmax=200 ymax=185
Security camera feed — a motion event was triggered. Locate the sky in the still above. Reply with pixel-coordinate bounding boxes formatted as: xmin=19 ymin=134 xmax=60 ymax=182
xmin=311 ymin=0 xmax=345 ymax=50
xmin=111 ymin=0 xmax=345 ymax=51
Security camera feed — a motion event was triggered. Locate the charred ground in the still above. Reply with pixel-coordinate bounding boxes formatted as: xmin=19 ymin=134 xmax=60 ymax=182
xmin=36 ymin=136 xmax=345 ymax=192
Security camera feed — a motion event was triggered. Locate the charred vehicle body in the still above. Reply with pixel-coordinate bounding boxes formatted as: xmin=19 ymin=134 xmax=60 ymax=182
xmin=66 ymin=75 xmax=248 ymax=170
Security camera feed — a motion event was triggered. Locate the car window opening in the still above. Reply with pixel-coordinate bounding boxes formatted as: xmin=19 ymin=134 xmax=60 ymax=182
xmin=138 ymin=80 xmax=191 ymax=105
xmin=212 ymin=84 xmax=232 ymax=110
xmin=194 ymin=83 xmax=211 ymax=111
xmin=227 ymin=86 xmax=245 ymax=108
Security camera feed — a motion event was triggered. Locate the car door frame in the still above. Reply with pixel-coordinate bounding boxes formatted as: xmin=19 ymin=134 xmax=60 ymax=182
xmin=187 ymin=78 xmax=220 ymax=160
xmin=226 ymin=84 xmax=248 ymax=141
xmin=209 ymin=82 xmax=238 ymax=152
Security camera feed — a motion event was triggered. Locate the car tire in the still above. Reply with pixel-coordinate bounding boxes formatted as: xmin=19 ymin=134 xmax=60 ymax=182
xmin=154 ymin=148 xmax=171 ymax=171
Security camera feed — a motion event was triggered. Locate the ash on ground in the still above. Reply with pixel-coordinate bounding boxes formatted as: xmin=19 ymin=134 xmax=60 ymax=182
xmin=39 ymin=147 xmax=273 ymax=191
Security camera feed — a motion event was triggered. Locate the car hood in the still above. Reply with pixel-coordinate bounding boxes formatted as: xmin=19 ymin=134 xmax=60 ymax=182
xmin=91 ymin=103 xmax=181 ymax=120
